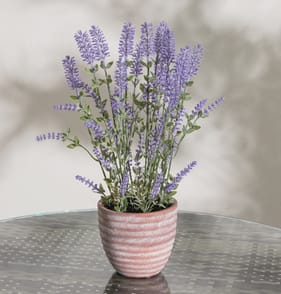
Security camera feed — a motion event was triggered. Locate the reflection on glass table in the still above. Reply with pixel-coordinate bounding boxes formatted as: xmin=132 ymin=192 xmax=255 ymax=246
xmin=0 ymin=211 xmax=280 ymax=293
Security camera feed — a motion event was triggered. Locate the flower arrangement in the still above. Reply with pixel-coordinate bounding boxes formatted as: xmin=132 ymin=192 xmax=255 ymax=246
xmin=36 ymin=22 xmax=223 ymax=213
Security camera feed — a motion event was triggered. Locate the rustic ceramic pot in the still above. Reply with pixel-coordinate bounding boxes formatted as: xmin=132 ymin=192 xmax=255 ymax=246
xmin=98 ymin=200 xmax=178 ymax=278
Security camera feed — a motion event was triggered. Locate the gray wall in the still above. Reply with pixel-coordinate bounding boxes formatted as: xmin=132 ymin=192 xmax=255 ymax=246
xmin=1 ymin=0 xmax=280 ymax=227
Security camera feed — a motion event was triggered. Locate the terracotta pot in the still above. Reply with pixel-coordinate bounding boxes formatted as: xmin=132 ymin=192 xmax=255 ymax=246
xmin=98 ymin=200 xmax=178 ymax=278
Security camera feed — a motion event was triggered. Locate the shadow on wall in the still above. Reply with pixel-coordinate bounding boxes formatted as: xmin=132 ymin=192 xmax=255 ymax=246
xmin=0 ymin=0 xmax=280 ymax=226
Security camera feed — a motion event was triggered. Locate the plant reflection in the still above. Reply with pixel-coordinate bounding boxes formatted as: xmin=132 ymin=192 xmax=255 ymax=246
xmin=103 ymin=272 xmax=170 ymax=294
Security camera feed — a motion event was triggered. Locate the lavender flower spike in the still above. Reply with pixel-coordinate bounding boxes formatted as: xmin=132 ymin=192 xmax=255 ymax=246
xmin=165 ymin=161 xmax=197 ymax=193
xmin=89 ymin=25 xmax=110 ymax=61
xmin=175 ymin=45 xmax=192 ymax=88
xmin=84 ymin=120 xmax=105 ymax=140
xmin=118 ymin=22 xmax=135 ymax=59
xmin=154 ymin=22 xmax=175 ymax=64
xmin=75 ymin=175 xmax=101 ymax=193
xmin=140 ymin=22 xmax=154 ymax=59
xmin=36 ymin=132 xmax=64 ymax=142
xmin=130 ymin=43 xmax=143 ymax=76
xmin=115 ymin=23 xmax=135 ymax=98
xmin=74 ymin=30 xmax=95 ymax=65
xmin=204 ymin=97 xmax=225 ymax=115
xmin=53 ymin=103 xmax=80 ymax=111
xmin=150 ymin=172 xmax=163 ymax=199
xmin=189 ymin=44 xmax=204 ymax=77
xmin=62 ymin=56 xmax=82 ymax=90
xmin=120 ymin=173 xmax=129 ymax=196
xmin=93 ymin=147 xmax=111 ymax=170
xmin=192 ymin=99 xmax=208 ymax=116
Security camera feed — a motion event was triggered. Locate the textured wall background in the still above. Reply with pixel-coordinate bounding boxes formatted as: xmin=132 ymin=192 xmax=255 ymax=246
xmin=0 ymin=0 xmax=281 ymax=226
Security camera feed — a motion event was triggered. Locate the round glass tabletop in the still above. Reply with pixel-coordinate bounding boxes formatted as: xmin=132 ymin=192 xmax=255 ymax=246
xmin=0 ymin=211 xmax=280 ymax=293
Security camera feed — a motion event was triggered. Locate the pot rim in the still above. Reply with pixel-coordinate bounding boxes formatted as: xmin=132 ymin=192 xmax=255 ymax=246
xmin=98 ymin=199 xmax=177 ymax=217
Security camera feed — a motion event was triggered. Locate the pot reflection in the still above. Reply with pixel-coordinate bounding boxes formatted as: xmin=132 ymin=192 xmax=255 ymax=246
xmin=104 ymin=272 xmax=171 ymax=294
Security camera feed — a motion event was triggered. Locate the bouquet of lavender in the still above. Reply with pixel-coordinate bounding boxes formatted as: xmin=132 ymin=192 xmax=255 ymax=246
xmin=37 ymin=22 xmax=223 ymax=213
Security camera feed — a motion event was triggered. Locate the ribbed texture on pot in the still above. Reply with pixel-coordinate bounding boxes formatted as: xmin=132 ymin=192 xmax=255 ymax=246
xmin=98 ymin=200 xmax=178 ymax=278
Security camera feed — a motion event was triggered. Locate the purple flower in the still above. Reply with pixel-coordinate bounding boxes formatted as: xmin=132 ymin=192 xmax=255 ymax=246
xmin=130 ymin=43 xmax=143 ymax=76
xmin=62 ymin=56 xmax=83 ymax=90
xmin=81 ymin=82 xmax=105 ymax=111
xmin=165 ymin=161 xmax=197 ymax=192
xmin=36 ymin=132 xmax=64 ymax=142
xmin=75 ymin=175 xmax=101 ymax=193
xmin=173 ymin=107 xmax=185 ymax=137
xmin=53 ymin=103 xmax=80 ymax=111
xmin=115 ymin=23 xmax=135 ymax=98
xmin=93 ymin=147 xmax=111 ymax=170
xmin=175 ymin=45 xmax=192 ymax=88
xmin=150 ymin=172 xmax=163 ymax=199
xmin=114 ymin=59 xmax=127 ymax=98
xmin=192 ymin=99 xmax=208 ymax=116
xmin=140 ymin=22 xmax=154 ymax=59
xmin=89 ymin=25 xmax=110 ymax=61
xmin=189 ymin=44 xmax=204 ymax=77
xmin=154 ymin=22 xmax=175 ymax=64
xmin=148 ymin=114 xmax=165 ymax=158
xmin=120 ymin=173 xmax=129 ymax=196
xmin=118 ymin=22 xmax=135 ymax=60
xmin=107 ymin=119 xmax=113 ymax=132
xmin=110 ymin=97 xmax=120 ymax=114
xmin=166 ymin=72 xmax=180 ymax=110
xmin=74 ymin=30 xmax=95 ymax=65
xmin=203 ymin=97 xmax=224 ymax=115
xmin=84 ymin=120 xmax=105 ymax=140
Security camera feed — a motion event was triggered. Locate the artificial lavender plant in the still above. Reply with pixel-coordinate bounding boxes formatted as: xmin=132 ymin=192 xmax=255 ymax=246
xmin=37 ymin=22 xmax=223 ymax=212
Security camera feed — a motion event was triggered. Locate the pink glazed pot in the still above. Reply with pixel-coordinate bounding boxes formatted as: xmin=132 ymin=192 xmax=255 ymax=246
xmin=98 ymin=200 xmax=178 ymax=278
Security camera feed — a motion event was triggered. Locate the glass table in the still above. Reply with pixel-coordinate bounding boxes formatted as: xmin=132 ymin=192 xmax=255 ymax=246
xmin=0 ymin=211 xmax=280 ymax=293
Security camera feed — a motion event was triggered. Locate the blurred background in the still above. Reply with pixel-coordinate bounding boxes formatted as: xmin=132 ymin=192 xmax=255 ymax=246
xmin=0 ymin=0 xmax=281 ymax=227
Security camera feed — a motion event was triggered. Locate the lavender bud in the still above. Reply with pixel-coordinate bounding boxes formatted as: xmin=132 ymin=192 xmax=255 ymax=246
xmin=120 ymin=173 xmax=129 ymax=196
xmin=150 ymin=172 xmax=163 ymax=199
xmin=165 ymin=161 xmax=197 ymax=193
xmin=36 ymin=132 xmax=64 ymax=142
xmin=62 ymin=56 xmax=82 ymax=90
xmin=53 ymin=103 xmax=80 ymax=111
xmin=89 ymin=25 xmax=110 ymax=61
xmin=74 ymin=30 xmax=95 ymax=65
xmin=75 ymin=175 xmax=101 ymax=193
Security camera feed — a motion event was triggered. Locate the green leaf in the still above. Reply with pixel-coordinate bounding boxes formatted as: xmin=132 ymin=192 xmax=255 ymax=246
xmin=73 ymin=136 xmax=79 ymax=145
xmin=133 ymin=94 xmax=146 ymax=109
xmin=168 ymin=191 xmax=177 ymax=197
xmin=98 ymin=79 xmax=106 ymax=85
xmin=139 ymin=83 xmax=146 ymax=93
xmin=80 ymin=115 xmax=89 ymax=121
xmin=127 ymin=75 xmax=134 ymax=81
xmin=140 ymin=61 xmax=147 ymax=67
xmin=147 ymin=61 xmax=153 ymax=68
xmin=186 ymin=125 xmax=201 ymax=134
xmin=193 ymin=125 xmax=201 ymax=130
xmin=104 ymin=178 xmax=111 ymax=184
xmin=186 ymin=80 xmax=194 ymax=87
xmin=106 ymin=75 xmax=112 ymax=83
xmin=106 ymin=61 xmax=114 ymax=69
xmin=143 ymin=75 xmax=149 ymax=82
xmin=70 ymin=95 xmax=79 ymax=101
xmin=67 ymin=144 xmax=76 ymax=149
xmin=99 ymin=184 xmax=105 ymax=193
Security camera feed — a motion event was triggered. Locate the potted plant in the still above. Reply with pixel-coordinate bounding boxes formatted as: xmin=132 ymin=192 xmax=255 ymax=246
xmin=36 ymin=22 xmax=223 ymax=278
